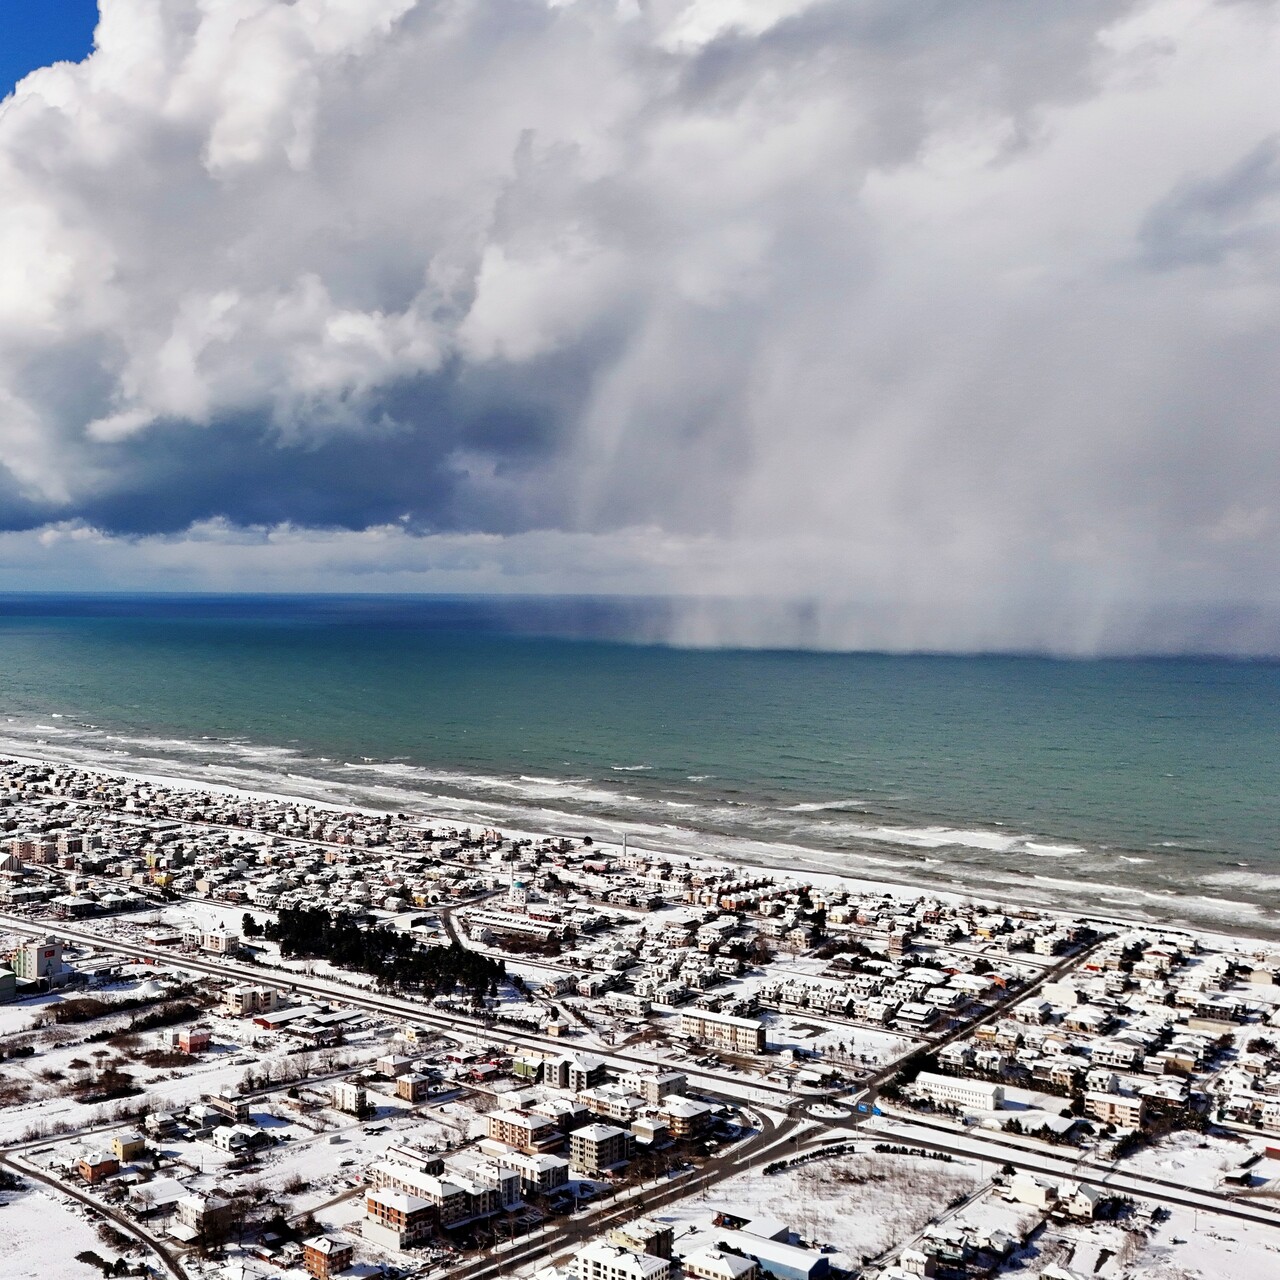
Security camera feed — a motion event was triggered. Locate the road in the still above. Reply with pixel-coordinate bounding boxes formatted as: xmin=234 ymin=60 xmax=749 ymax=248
xmin=0 ymin=912 xmax=796 ymax=1104
xmin=0 ymin=1148 xmax=187 ymax=1280
xmin=8 ymin=911 xmax=1279 ymax=1280
xmin=450 ymin=1108 xmax=806 ymax=1280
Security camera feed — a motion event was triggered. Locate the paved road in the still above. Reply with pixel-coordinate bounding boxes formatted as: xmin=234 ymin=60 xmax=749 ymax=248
xmin=449 ymin=1108 xmax=805 ymax=1280
xmin=0 ymin=913 xmax=795 ymax=1104
xmin=0 ymin=1148 xmax=187 ymax=1280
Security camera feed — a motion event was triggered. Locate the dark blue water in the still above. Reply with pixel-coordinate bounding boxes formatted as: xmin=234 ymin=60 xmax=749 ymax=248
xmin=0 ymin=594 xmax=1277 ymax=931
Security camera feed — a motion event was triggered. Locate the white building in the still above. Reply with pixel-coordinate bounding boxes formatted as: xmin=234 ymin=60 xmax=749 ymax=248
xmin=573 ymin=1242 xmax=672 ymax=1280
xmin=913 ymin=1071 xmax=1004 ymax=1111
xmin=678 ymin=1009 xmax=766 ymax=1054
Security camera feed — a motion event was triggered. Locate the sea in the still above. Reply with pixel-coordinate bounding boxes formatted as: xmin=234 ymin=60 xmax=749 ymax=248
xmin=0 ymin=593 xmax=1277 ymax=936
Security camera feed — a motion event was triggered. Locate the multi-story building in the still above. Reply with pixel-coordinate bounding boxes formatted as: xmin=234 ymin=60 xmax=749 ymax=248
xmin=174 ymin=1193 xmax=235 ymax=1243
xmin=494 ymin=1149 xmax=570 ymax=1197
xmin=368 ymin=1159 xmax=512 ymax=1227
xmin=363 ymin=1189 xmax=436 ymax=1250
xmin=223 ymin=985 xmax=279 ymax=1017
xmin=660 ymin=1095 xmax=715 ymax=1140
xmin=1085 ymin=1091 xmax=1147 ymax=1130
xmin=10 ymin=937 xmax=70 ymax=986
xmin=683 ymin=1249 xmax=759 ymax=1280
xmin=546 ymin=1052 xmax=609 ymax=1092
xmin=111 ymin=1131 xmax=146 ymax=1162
xmin=569 ymin=1123 xmax=635 ymax=1176
xmin=78 ymin=1151 xmax=120 ymax=1184
xmin=913 ymin=1072 xmax=1004 ymax=1112
xmin=486 ymin=1109 xmax=562 ymax=1153
xmin=332 ymin=1082 xmax=367 ymax=1114
xmin=396 ymin=1073 xmax=431 ymax=1103
xmin=302 ymin=1235 xmax=354 ymax=1279
xmin=572 ymin=1242 xmax=671 ymax=1280
xmin=678 ymin=1010 xmax=766 ymax=1055
xmin=607 ymin=1219 xmax=674 ymax=1259
xmin=620 ymin=1071 xmax=688 ymax=1106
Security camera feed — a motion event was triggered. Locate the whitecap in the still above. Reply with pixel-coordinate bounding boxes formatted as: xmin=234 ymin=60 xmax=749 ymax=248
xmin=782 ymin=799 xmax=866 ymax=813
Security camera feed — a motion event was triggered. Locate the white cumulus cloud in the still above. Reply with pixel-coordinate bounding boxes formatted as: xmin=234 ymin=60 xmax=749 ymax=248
xmin=1 ymin=0 xmax=1280 ymax=651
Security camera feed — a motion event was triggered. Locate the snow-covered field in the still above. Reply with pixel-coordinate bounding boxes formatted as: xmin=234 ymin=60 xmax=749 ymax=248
xmin=653 ymin=1145 xmax=984 ymax=1265
xmin=0 ymin=1185 xmax=147 ymax=1280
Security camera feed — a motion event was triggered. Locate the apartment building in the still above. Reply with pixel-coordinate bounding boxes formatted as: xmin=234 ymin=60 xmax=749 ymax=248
xmin=363 ymin=1188 xmax=436 ymax=1250
xmin=223 ymin=984 xmax=279 ymax=1017
xmin=678 ymin=1009 xmax=766 ymax=1055
xmin=573 ymin=1242 xmax=672 ymax=1280
xmin=494 ymin=1149 xmax=570 ymax=1197
xmin=660 ymin=1095 xmax=715 ymax=1139
xmin=332 ymin=1082 xmax=367 ymax=1115
xmin=607 ymin=1218 xmax=674 ymax=1259
xmin=1085 ymin=1091 xmax=1148 ymax=1130
xmin=620 ymin=1071 xmax=688 ymax=1106
xmin=570 ymin=1123 xmax=636 ymax=1176
xmin=486 ymin=1109 xmax=563 ymax=1153
xmin=302 ymin=1235 xmax=354 ymax=1279
xmin=913 ymin=1072 xmax=1004 ymax=1112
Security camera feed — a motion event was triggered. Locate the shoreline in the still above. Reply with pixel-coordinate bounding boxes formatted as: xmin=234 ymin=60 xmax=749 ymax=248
xmin=3 ymin=746 xmax=1277 ymax=949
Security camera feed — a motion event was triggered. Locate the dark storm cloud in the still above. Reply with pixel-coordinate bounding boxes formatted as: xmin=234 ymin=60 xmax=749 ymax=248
xmin=0 ymin=0 xmax=1279 ymax=653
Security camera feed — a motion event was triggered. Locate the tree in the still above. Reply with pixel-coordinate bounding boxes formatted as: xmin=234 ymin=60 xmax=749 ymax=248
xmin=242 ymin=913 xmax=263 ymax=938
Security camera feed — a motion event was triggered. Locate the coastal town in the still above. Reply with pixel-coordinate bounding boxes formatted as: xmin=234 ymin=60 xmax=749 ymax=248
xmin=4 ymin=757 xmax=1280 ymax=1280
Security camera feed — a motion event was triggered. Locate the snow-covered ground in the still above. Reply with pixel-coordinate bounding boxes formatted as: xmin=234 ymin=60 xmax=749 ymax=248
xmin=651 ymin=1145 xmax=984 ymax=1266
xmin=0 ymin=1184 xmax=155 ymax=1280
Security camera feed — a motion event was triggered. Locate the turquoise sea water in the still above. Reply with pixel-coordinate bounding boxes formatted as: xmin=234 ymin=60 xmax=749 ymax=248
xmin=0 ymin=594 xmax=1277 ymax=932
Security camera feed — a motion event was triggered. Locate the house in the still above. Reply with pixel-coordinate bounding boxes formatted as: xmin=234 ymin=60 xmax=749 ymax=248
xmin=210 ymin=1123 xmax=261 ymax=1153
xmin=78 ymin=1150 xmax=120 ymax=1184
xmin=1006 ymin=1172 xmax=1056 ymax=1209
xmin=1057 ymin=1181 xmax=1103 ymax=1220
xmin=112 ymin=1131 xmax=146 ymax=1162
xmin=396 ymin=1073 xmax=431 ymax=1103
xmin=173 ymin=1193 xmax=235 ymax=1244
xmin=376 ymin=1053 xmax=415 ymax=1077
xmin=179 ymin=1026 xmax=212 ymax=1054
xmin=303 ymin=1234 xmax=355 ymax=1278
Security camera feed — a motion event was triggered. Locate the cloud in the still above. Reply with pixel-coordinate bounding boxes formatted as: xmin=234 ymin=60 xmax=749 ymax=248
xmin=1 ymin=0 xmax=1280 ymax=652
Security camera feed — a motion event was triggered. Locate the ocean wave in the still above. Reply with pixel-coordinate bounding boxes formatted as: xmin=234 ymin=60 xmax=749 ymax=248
xmin=1022 ymin=842 xmax=1086 ymax=857
xmin=1200 ymin=871 xmax=1280 ymax=893
xmin=782 ymin=799 xmax=866 ymax=813
xmin=844 ymin=825 xmax=1026 ymax=854
xmin=611 ymin=764 xmax=652 ymax=772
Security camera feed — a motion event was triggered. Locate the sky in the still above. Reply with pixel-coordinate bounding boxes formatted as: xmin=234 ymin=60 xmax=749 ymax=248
xmin=0 ymin=0 xmax=98 ymax=98
xmin=1 ymin=0 xmax=1280 ymax=653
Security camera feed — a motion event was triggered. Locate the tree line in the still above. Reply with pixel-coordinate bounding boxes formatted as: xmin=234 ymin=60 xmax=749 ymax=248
xmin=261 ymin=906 xmax=505 ymax=997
